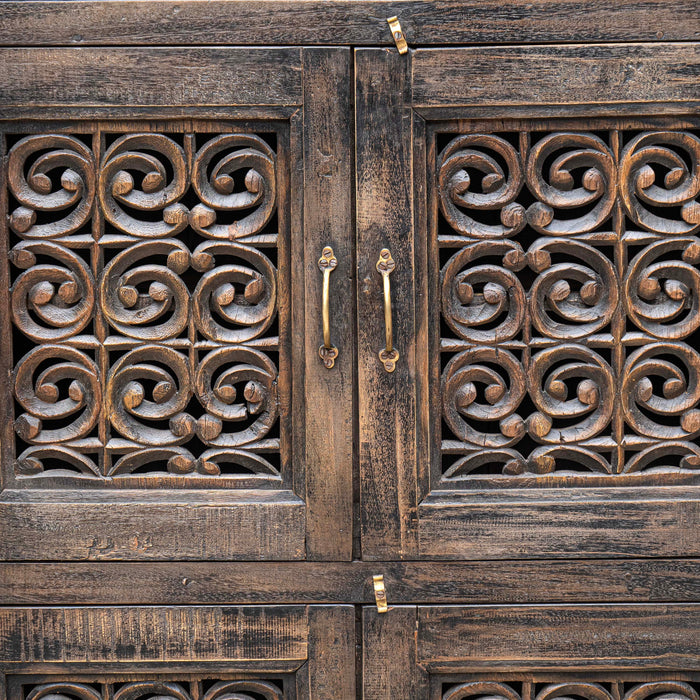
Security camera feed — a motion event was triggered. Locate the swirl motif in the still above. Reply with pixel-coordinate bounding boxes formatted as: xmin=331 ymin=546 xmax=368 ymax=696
xmin=7 ymin=134 xmax=95 ymax=239
xmin=624 ymin=441 xmax=700 ymax=473
xmin=537 ymin=684 xmax=614 ymax=700
xmin=625 ymin=238 xmax=700 ymax=339
xmin=113 ymin=683 xmax=191 ymax=700
xmin=10 ymin=240 xmax=95 ymax=341
xmin=441 ymin=240 xmax=526 ymax=343
xmin=438 ymin=134 xmax=525 ymax=239
xmin=625 ymin=682 xmax=700 ymax=700
xmin=526 ymin=132 xmax=616 ymax=235
xmin=525 ymin=446 xmax=611 ymax=475
xmin=190 ymin=134 xmax=277 ymax=239
xmin=442 ymin=348 xmax=527 ymax=448
xmin=443 ymin=682 xmax=521 ymax=700
xmin=15 ymin=445 xmax=100 ymax=477
xmin=203 ymin=680 xmax=284 ymax=700
xmin=195 ymin=346 xmax=279 ymax=447
xmin=100 ymin=239 xmax=190 ymax=340
xmin=26 ymin=684 xmax=102 ymax=700
xmin=14 ymin=346 xmax=100 ymax=444
xmin=621 ymin=131 xmax=700 ymax=234
xmin=622 ymin=342 xmax=700 ymax=439
xmin=528 ymin=345 xmax=614 ymax=443
xmin=528 ymin=238 xmax=618 ymax=338
xmin=99 ymin=133 xmax=189 ymax=237
xmin=107 ymin=346 xmax=193 ymax=446
xmin=192 ymin=240 xmax=277 ymax=342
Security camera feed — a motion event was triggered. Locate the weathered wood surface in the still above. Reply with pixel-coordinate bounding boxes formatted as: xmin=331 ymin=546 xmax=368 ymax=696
xmin=417 ymin=604 xmax=700 ymax=671
xmin=2 ymin=559 xmax=698 ymax=605
xmin=0 ymin=1 xmax=697 ymax=46
xmin=0 ymin=48 xmax=303 ymax=115
xmin=412 ymin=44 xmax=700 ymax=107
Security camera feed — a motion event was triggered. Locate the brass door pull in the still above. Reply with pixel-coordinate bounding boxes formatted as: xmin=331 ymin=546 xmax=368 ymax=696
xmin=376 ymin=248 xmax=399 ymax=372
xmin=318 ymin=246 xmax=339 ymax=368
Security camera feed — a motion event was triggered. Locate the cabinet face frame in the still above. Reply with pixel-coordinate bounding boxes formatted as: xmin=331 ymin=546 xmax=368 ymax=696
xmin=0 ymin=46 xmax=355 ymax=562
xmin=356 ymin=45 xmax=700 ymax=560
xmin=362 ymin=604 xmax=700 ymax=699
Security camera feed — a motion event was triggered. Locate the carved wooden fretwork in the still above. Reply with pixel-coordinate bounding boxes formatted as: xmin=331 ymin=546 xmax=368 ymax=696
xmin=441 ymin=680 xmax=700 ymax=700
xmin=12 ymin=678 xmax=285 ymax=700
xmin=435 ymin=127 xmax=700 ymax=485
xmin=5 ymin=128 xmax=286 ymax=486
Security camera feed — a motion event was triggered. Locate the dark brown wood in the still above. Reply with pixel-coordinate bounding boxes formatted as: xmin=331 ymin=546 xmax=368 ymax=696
xmin=0 ymin=1 xmax=698 ymax=47
xmin=412 ymin=44 xmax=700 ymax=107
xmin=417 ymin=604 xmax=700 ymax=671
xmin=301 ymin=48 xmax=354 ymax=560
xmin=3 ymin=559 xmax=698 ymax=606
xmin=356 ymin=47 xmax=420 ymax=559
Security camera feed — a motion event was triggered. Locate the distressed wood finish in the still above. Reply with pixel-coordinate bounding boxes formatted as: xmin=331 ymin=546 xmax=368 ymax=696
xmin=3 ymin=559 xmax=699 ymax=606
xmin=0 ymin=49 xmax=353 ymax=561
xmin=356 ymin=46 xmax=700 ymax=561
xmin=363 ymin=605 xmax=700 ymax=697
xmin=0 ymin=1 xmax=698 ymax=46
xmin=0 ymin=605 xmax=355 ymax=697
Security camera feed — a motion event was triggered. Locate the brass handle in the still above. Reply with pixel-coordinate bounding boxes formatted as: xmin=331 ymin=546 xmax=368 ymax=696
xmin=376 ymin=248 xmax=399 ymax=372
xmin=318 ymin=246 xmax=339 ymax=369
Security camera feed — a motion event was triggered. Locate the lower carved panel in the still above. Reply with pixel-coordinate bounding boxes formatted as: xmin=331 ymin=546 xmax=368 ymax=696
xmin=439 ymin=680 xmax=700 ymax=700
xmin=8 ymin=677 xmax=287 ymax=700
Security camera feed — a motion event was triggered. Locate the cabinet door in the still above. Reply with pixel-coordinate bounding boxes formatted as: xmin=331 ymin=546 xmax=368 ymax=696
xmin=0 ymin=604 xmax=355 ymax=699
xmin=0 ymin=47 xmax=354 ymax=561
xmin=363 ymin=605 xmax=700 ymax=698
xmin=356 ymin=45 xmax=700 ymax=559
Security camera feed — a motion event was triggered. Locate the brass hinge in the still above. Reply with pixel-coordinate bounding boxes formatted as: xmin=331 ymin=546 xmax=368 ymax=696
xmin=373 ymin=574 xmax=388 ymax=613
xmin=386 ymin=16 xmax=408 ymax=54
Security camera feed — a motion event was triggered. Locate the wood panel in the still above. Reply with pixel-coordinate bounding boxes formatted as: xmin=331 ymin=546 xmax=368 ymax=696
xmin=2 ymin=559 xmax=699 ymax=605
xmin=417 ymin=604 xmax=700 ymax=672
xmin=0 ymin=606 xmax=308 ymax=667
xmin=0 ymin=492 xmax=306 ymax=560
xmin=356 ymin=48 xmax=420 ymax=559
xmin=0 ymin=48 xmax=302 ymax=116
xmin=0 ymin=1 xmax=697 ymax=46
xmin=412 ymin=44 xmax=700 ymax=107
xmin=301 ymin=48 xmax=354 ymax=560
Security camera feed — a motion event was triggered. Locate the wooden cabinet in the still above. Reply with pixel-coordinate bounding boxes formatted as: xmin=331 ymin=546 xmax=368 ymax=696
xmin=0 ymin=2 xmax=699 ymax=698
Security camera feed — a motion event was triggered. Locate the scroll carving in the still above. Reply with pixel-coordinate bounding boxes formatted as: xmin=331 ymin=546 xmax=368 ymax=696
xmin=18 ymin=679 xmax=285 ymax=700
xmin=442 ymin=680 xmax=700 ymax=700
xmin=6 ymin=128 xmax=284 ymax=484
xmin=437 ymin=128 xmax=700 ymax=484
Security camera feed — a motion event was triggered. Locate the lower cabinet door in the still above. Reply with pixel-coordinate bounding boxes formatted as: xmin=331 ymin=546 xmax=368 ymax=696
xmin=0 ymin=605 xmax=355 ymax=699
xmin=363 ymin=605 xmax=700 ymax=699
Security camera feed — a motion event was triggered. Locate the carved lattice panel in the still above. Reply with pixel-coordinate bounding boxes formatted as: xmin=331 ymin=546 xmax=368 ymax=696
xmin=2 ymin=124 xmax=289 ymax=488
xmin=7 ymin=677 xmax=287 ymax=700
xmin=433 ymin=123 xmax=700 ymax=487
xmin=437 ymin=680 xmax=700 ymax=700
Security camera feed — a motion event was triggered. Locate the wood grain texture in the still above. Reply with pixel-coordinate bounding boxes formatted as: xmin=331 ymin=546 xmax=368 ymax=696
xmin=417 ymin=604 xmax=700 ymax=671
xmin=301 ymin=48 xmax=354 ymax=560
xmin=297 ymin=606 xmax=356 ymax=698
xmin=356 ymin=48 xmax=420 ymax=559
xmin=1 ymin=559 xmax=699 ymax=606
xmin=0 ymin=491 xmax=305 ymax=560
xmin=412 ymin=44 xmax=700 ymax=107
xmin=0 ymin=48 xmax=302 ymax=114
xmin=0 ymin=606 xmax=308 ymax=665
xmin=418 ymin=489 xmax=700 ymax=559
xmin=363 ymin=606 xmax=428 ymax=699
xmin=0 ymin=1 xmax=697 ymax=46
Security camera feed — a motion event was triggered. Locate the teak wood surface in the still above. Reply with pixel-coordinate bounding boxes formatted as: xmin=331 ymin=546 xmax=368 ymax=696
xmin=0 ymin=2 xmax=699 ymax=698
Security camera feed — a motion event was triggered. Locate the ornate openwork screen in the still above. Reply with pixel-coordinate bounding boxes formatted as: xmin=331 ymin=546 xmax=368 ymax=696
xmin=7 ymin=677 xmax=287 ymax=700
xmin=432 ymin=120 xmax=700 ymax=487
xmin=438 ymin=680 xmax=700 ymax=700
xmin=1 ymin=123 xmax=289 ymax=489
